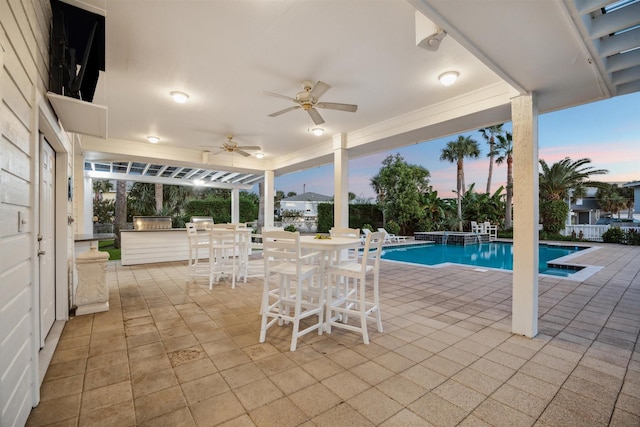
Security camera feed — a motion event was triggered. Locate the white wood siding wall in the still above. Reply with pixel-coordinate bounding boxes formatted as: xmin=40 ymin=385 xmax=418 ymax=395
xmin=1 ymin=1 xmax=51 ymax=426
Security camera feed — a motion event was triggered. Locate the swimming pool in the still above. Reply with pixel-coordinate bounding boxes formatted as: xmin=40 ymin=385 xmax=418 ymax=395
xmin=377 ymin=242 xmax=587 ymax=277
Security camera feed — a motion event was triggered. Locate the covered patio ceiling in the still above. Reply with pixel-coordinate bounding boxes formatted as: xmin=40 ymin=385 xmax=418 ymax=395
xmin=51 ymin=0 xmax=640 ymax=179
xmin=85 ymin=160 xmax=262 ymax=190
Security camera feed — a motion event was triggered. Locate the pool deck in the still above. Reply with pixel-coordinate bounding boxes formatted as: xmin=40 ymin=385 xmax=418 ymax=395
xmin=27 ymin=241 xmax=640 ymax=426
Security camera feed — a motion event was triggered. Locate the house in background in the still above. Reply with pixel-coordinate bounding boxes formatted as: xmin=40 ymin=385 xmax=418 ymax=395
xmin=280 ymin=192 xmax=333 ymax=219
xmin=624 ymin=181 xmax=640 ymax=215
xmin=570 ymin=181 xmax=638 ymax=225
xmin=570 ymin=187 xmax=603 ymax=225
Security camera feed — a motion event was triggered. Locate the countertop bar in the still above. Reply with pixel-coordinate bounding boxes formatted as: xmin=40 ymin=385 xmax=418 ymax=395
xmin=74 ymin=233 xmax=115 ymax=242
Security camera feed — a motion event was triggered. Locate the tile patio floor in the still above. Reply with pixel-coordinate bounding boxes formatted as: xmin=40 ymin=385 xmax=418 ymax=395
xmin=27 ymin=242 xmax=640 ymax=426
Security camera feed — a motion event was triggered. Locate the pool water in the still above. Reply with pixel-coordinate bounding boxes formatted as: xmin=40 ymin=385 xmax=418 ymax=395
xmin=377 ymin=242 xmax=585 ymax=277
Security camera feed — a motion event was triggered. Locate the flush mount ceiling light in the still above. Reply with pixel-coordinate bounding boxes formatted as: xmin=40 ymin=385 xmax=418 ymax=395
xmin=438 ymin=71 xmax=459 ymax=86
xmin=311 ymin=127 xmax=324 ymax=136
xmin=193 ymin=179 xmax=204 ymax=186
xmin=254 ymin=152 xmax=264 ymax=159
xmin=170 ymin=91 xmax=189 ymax=103
xmin=146 ymin=136 xmax=160 ymax=143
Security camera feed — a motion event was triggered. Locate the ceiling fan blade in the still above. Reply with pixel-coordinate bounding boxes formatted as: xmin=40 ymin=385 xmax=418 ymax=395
xmin=268 ymin=105 xmax=301 ymax=117
xmin=309 ymin=81 xmax=330 ymax=100
xmin=261 ymin=91 xmax=297 ymax=102
xmin=307 ymin=108 xmax=325 ymax=125
xmin=316 ymin=102 xmax=358 ymax=113
xmin=237 ymin=145 xmax=262 ymax=151
xmin=235 ymin=149 xmax=252 ymax=157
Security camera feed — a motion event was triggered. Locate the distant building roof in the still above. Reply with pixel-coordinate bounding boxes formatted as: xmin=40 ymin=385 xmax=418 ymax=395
xmin=282 ymin=192 xmax=333 ymax=202
xmin=623 ymin=180 xmax=640 ymax=188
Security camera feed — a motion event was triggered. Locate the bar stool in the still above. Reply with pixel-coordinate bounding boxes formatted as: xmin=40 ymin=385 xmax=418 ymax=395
xmin=208 ymin=224 xmax=238 ymax=289
xmin=186 ymin=222 xmax=209 ymax=280
xmin=325 ymin=230 xmax=384 ymax=344
xmin=259 ymin=230 xmax=323 ymax=351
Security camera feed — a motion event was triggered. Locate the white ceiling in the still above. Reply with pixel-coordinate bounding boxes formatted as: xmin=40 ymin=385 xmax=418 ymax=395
xmin=59 ymin=0 xmax=640 ymax=184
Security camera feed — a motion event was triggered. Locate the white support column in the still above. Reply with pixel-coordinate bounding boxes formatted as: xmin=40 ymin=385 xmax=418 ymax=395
xmin=231 ymin=188 xmax=240 ymax=223
xmin=512 ymin=93 xmax=539 ymax=338
xmin=264 ymin=170 xmax=275 ymax=228
xmin=333 ymin=133 xmax=349 ymax=228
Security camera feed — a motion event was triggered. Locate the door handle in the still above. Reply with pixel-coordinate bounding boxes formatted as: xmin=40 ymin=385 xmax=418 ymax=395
xmin=38 ymin=250 xmax=46 ymax=256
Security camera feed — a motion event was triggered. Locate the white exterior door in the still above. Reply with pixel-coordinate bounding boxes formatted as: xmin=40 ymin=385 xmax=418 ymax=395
xmin=39 ymin=139 xmax=56 ymax=346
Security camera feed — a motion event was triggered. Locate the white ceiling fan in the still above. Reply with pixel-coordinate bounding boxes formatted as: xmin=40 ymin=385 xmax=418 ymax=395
xmin=208 ymin=134 xmax=262 ymax=157
xmin=262 ymin=80 xmax=358 ymax=125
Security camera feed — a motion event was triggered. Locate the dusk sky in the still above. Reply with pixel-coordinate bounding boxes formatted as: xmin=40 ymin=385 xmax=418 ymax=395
xmin=271 ymin=92 xmax=640 ymax=200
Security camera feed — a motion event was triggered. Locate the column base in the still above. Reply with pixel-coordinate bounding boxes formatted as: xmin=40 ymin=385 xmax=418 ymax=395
xmin=76 ymin=301 xmax=109 ymax=316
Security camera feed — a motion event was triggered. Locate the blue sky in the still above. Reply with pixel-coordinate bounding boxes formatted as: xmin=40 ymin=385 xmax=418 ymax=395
xmin=272 ymin=92 xmax=640 ymax=199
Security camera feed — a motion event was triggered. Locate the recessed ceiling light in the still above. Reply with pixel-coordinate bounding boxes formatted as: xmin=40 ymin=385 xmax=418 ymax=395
xmin=255 ymin=152 xmax=264 ymax=159
xmin=170 ymin=91 xmax=189 ymax=103
xmin=147 ymin=136 xmax=160 ymax=143
xmin=438 ymin=71 xmax=459 ymax=86
xmin=311 ymin=127 xmax=324 ymax=136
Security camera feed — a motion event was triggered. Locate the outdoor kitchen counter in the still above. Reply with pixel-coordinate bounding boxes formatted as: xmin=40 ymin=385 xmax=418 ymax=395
xmin=120 ymin=229 xmax=190 ymax=266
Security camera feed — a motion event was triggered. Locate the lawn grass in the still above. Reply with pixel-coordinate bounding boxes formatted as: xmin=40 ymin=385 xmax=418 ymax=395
xmin=99 ymin=239 xmax=121 ymax=261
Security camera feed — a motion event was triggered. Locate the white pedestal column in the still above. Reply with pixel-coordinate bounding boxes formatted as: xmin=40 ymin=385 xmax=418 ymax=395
xmin=333 ymin=133 xmax=349 ymax=228
xmin=75 ymin=246 xmax=110 ymax=315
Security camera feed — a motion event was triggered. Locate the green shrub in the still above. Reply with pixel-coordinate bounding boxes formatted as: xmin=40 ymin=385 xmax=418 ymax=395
xmin=384 ymin=220 xmax=400 ymax=235
xmin=539 ymin=199 xmax=569 ymax=233
xmin=602 ymin=227 xmax=624 ymax=243
xmin=361 ymin=224 xmax=374 ymax=232
xmin=623 ymin=229 xmax=640 ymax=245
xmin=284 ymin=224 xmax=297 ymax=232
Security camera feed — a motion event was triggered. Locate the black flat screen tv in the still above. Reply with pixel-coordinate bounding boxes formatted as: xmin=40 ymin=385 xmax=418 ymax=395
xmin=49 ymin=0 xmax=105 ymax=102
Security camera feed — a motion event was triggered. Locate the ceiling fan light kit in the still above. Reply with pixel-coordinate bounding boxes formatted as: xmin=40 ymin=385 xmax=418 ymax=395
xmin=262 ymin=80 xmax=358 ymax=126
xmin=205 ymin=134 xmax=262 ymax=158
xmin=311 ymin=127 xmax=324 ymax=136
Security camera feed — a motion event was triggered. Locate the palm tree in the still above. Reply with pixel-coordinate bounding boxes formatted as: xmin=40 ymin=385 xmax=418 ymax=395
xmin=440 ymin=135 xmax=480 ymax=230
xmin=539 ymin=157 xmax=608 ymax=232
xmin=539 ymin=157 xmax=608 ymax=201
xmin=479 ymin=124 xmax=504 ymax=194
xmin=493 ymin=131 xmax=513 ymax=229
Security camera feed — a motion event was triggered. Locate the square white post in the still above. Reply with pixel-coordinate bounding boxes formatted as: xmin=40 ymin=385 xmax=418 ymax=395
xmin=264 ymin=170 xmax=275 ymax=228
xmin=333 ymin=133 xmax=349 ymax=228
xmin=512 ymin=93 xmax=539 ymax=337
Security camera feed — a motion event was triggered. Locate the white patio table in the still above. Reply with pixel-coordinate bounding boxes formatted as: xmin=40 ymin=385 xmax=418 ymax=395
xmin=299 ymin=235 xmax=362 ymax=330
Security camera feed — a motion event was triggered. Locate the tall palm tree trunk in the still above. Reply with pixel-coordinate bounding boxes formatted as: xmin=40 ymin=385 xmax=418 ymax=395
xmin=486 ymin=140 xmax=494 ymax=194
xmin=114 ymin=180 xmax=127 ymax=249
xmin=505 ymin=154 xmax=513 ymax=229
xmin=155 ymin=183 xmax=163 ymax=213
xmin=457 ymin=160 xmax=464 ymax=231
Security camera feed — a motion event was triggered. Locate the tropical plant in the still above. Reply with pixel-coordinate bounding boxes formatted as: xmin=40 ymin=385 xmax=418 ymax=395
xmin=284 ymin=224 xmax=297 ymax=232
xmin=420 ymin=190 xmax=454 ymax=231
xmin=460 ymin=184 xmax=505 ymax=228
xmin=92 ymin=179 xmax=113 ymax=201
xmin=128 ymin=182 xmax=156 ymax=217
xmin=370 ymin=154 xmax=431 ymax=234
xmin=93 ymin=199 xmax=115 ymax=224
xmin=539 ymin=157 xmax=608 ymax=232
xmin=493 ymin=131 xmax=514 ymax=229
xmin=478 ymin=124 xmax=504 ymax=194
xmin=439 ymin=135 xmax=481 ymax=231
